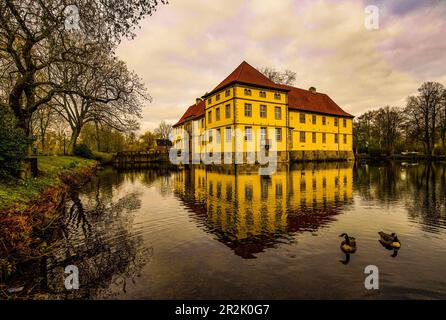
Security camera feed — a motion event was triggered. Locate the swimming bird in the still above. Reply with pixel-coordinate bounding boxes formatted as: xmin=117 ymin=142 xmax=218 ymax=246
xmin=339 ymin=233 xmax=357 ymax=254
xmin=378 ymin=232 xmax=401 ymax=249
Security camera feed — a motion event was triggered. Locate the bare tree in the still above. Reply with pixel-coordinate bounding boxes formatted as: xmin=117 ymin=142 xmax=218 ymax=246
xmin=31 ymin=104 xmax=54 ymax=153
xmin=439 ymin=88 xmax=446 ymax=148
xmin=374 ymin=106 xmax=403 ymax=155
xmin=52 ymin=53 xmax=148 ymax=153
xmin=405 ymin=82 xmax=444 ymax=155
xmin=0 ymin=0 xmax=165 ymax=142
xmin=154 ymin=121 xmax=172 ymax=140
xmin=260 ymin=67 xmax=296 ymax=86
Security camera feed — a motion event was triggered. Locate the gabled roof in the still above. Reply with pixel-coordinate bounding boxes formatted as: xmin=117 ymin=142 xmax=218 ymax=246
xmin=175 ymin=61 xmax=353 ymax=124
xmin=173 ymin=99 xmax=205 ymax=127
xmin=203 ymin=61 xmax=288 ymax=98
xmin=278 ymin=84 xmax=354 ymax=118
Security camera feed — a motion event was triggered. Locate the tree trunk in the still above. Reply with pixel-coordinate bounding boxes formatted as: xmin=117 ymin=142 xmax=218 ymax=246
xmin=95 ymin=121 xmax=101 ymax=152
xmin=68 ymin=128 xmax=81 ymax=155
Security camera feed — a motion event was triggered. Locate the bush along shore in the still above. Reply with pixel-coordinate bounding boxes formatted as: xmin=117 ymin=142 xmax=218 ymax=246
xmin=0 ymin=156 xmax=97 ymax=292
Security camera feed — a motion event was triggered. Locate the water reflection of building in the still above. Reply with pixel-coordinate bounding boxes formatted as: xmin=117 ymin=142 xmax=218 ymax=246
xmin=173 ymin=163 xmax=353 ymax=258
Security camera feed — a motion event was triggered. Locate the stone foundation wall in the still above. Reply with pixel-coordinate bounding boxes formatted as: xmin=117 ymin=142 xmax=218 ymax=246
xmin=289 ymin=150 xmax=354 ymax=162
xmin=188 ymin=150 xmax=354 ymax=164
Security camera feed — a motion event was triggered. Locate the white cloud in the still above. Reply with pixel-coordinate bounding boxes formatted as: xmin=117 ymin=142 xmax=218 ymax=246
xmin=116 ymin=0 xmax=446 ymax=132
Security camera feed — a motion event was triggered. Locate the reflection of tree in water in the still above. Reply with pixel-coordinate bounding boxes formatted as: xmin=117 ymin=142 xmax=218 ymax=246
xmin=353 ymin=162 xmax=405 ymax=203
xmin=174 ymin=165 xmax=352 ymax=259
xmin=41 ymin=171 xmax=150 ymax=299
xmin=405 ymin=163 xmax=446 ymax=232
xmin=355 ymin=162 xmax=446 ymax=232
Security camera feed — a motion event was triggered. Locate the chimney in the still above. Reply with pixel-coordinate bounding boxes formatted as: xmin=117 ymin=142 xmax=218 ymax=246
xmin=309 ymin=87 xmax=316 ymax=94
xmin=196 ymin=98 xmax=202 ymax=105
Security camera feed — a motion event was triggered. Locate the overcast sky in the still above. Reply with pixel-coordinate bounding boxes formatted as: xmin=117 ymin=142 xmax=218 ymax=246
xmin=116 ymin=0 xmax=446 ymax=132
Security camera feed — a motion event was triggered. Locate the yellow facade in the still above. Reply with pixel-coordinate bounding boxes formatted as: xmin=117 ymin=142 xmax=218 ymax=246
xmin=202 ymin=84 xmax=289 ymax=160
xmin=289 ymin=110 xmax=353 ymax=152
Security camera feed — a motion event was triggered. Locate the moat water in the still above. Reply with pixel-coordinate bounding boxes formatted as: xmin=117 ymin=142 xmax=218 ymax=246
xmin=15 ymin=161 xmax=446 ymax=299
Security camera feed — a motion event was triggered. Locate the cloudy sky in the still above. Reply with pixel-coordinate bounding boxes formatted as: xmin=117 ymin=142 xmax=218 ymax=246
xmin=116 ymin=0 xmax=446 ymax=132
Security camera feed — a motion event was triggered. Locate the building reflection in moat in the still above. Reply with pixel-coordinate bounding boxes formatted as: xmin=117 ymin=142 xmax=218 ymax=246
xmin=173 ymin=163 xmax=354 ymax=258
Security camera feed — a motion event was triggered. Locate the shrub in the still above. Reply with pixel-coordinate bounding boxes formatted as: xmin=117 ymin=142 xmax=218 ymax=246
xmin=92 ymin=151 xmax=113 ymax=165
xmin=0 ymin=108 xmax=29 ymax=178
xmin=368 ymin=146 xmax=383 ymax=157
xmin=433 ymin=146 xmax=445 ymax=156
xmin=63 ymin=161 xmax=79 ymax=169
xmin=73 ymin=143 xmax=93 ymax=159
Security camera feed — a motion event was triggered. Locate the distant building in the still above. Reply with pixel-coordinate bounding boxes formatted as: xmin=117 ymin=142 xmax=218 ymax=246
xmin=173 ymin=61 xmax=354 ymax=163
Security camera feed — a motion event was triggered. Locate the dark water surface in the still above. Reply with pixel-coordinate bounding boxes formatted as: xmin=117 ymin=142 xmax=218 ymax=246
xmin=34 ymin=162 xmax=446 ymax=299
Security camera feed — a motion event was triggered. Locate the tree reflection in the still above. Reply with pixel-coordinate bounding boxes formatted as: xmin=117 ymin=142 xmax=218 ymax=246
xmin=355 ymin=162 xmax=446 ymax=232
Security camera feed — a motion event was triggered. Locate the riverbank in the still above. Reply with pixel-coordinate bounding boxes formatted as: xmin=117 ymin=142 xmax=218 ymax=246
xmin=0 ymin=156 xmax=97 ymax=287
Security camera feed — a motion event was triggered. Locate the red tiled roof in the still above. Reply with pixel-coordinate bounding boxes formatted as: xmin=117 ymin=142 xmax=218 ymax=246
xmin=173 ymin=99 xmax=205 ymax=127
xmin=175 ymin=61 xmax=353 ymax=124
xmin=278 ymin=84 xmax=354 ymax=118
xmin=203 ymin=61 xmax=288 ymax=97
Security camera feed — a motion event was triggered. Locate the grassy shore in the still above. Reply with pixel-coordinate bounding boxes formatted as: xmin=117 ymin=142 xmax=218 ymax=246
xmin=0 ymin=156 xmax=98 ymax=284
xmin=0 ymin=156 xmax=97 ymax=210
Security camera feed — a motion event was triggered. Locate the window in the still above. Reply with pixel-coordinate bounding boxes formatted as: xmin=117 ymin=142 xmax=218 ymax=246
xmin=225 ymin=89 xmax=230 ymax=97
xmin=322 ymin=133 xmax=326 ymax=143
xmin=216 ymin=93 xmax=220 ymax=101
xmin=276 ymin=183 xmax=283 ymax=198
xmin=334 ymin=133 xmax=339 ymax=143
xmin=225 ymin=104 xmax=231 ymax=118
xmin=209 ymin=130 xmax=213 ymax=143
xmin=312 ymin=115 xmax=317 ymax=125
xmin=260 ymin=105 xmax=267 ymax=118
xmin=260 ymin=127 xmax=267 ymax=142
xmin=201 ymin=118 xmax=204 ymax=128
xmin=216 ymin=107 xmax=220 ymax=121
xmin=208 ymin=111 xmax=212 ymax=123
xmin=300 ymin=131 xmax=306 ymax=143
xmin=208 ymin=98 xmax=212 ymax=104
xmin=261 ymin=179 xmax=268 ymax=198
xmin=300 ymin=113 xmax=306 ymax=124
xmin=217 ymin=182 xmax=222 ymax=198
xmin=244 ymin=88 xmax=252 ymax=96
xmin=334 ymin=118 xmax=339 ymax=127
xmin=343 ymin=118 xmax=347 ymax=127
xmin=274 ymin=93 xmax=281 ymax=100
xmin=216 ymin=128 xmax=221 ymax=143
xmin=259 ymin=91 xmax=266 ymax=98
xmin=312 ymin=132 xmax=316 ymax=143
xmin=322 ymin=116 xmax=326 ymax=125
xmin=275 ymin=107 xmax=282 ymax=120
xmin=244 ymin=103 xmax=252 ymax=117
xmin=343 ymin=134 xmax=347 ymax=144
xmin=226 ymin=183 xmax=232 ymax=201
xmin=245 ymin=126 xmax=252 ymax=141
xmin=245 ymin=184 xmax=253 ymax=201
xmin=275 ymin=128 xmax=282 ymax=141
xmin=225 ymin=127 xmax=232 ymax=142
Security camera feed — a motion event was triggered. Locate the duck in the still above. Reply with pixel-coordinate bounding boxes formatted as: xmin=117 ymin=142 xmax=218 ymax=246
xmin=378 ymin=231 xmax=401 ymax=249
xmin=339 ymin=233 xmax=357 ymax=254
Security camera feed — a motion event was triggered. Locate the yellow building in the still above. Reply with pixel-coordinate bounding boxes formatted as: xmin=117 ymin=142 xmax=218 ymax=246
xmin=173 ymin=61 xmax=354 ymax=163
